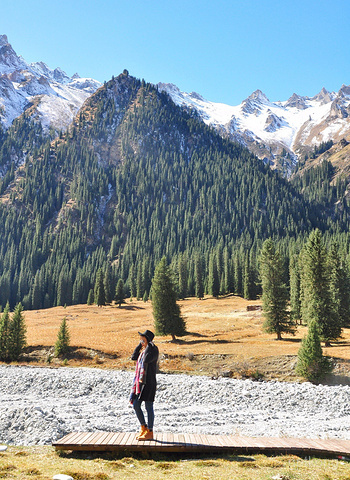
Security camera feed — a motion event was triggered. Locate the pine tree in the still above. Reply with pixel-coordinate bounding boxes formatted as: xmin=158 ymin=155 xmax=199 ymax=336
xmin=136 ymin=264 xmax=144 ymax=300
xmin=94 ymin=269 xmax=106 ymax=307
xmin=0 ymin=303 xmax=11 ymax=361
xmin=104 ymin=264 xmax=112 ymax=304
xmin=300 ymin=229 xmax=341 ymax=345
xmin=328 ymin=243 xmax=350 ymax=328
xmin=8 ymin=303 xmax=26 ymax=361
xmin=208 ymin=252 xmax=220 ymax=298
xmin=129 ymin=264 xmax=137 ymax=299
xmin=260 ymin=239 xmax=295 ymax=340
xmin=289 ymin=253 xmax=302 ymax=324
xmin=87 ymin=289 xmax=94 ymax=305
xmin=152 ymin=257 xmax=186 ymax=341
xmin=233 ymin=254 xmax=243 ymax=296
xmin=194 ymin=253 xmax=204 ymax=300
xmin=178 ymin=253 xmax=188 ymax=299
xmin=115 ymin=279 xmax=125 ymax=307
xmin=55 ymin=317 xmax=70 ymax=357
xmin=243 ymin=252 xmax=257 ymax=300
xmin=295 ymin=320 xmax=332 ymax=382
xmin=223 ymin=247 xmax=234 ymax=294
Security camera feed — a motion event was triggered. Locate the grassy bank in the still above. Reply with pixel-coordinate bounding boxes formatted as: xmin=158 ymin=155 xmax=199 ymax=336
xmin=1 ymin=446 xmax=350 ymax=480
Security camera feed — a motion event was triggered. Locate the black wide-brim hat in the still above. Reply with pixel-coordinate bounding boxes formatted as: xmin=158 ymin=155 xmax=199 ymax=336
xmin=138 ymin=329 xmax=155 ymax=342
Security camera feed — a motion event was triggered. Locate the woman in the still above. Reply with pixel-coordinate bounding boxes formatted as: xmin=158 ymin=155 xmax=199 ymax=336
xmin=130 ymin=329 xmax=159 ymax=440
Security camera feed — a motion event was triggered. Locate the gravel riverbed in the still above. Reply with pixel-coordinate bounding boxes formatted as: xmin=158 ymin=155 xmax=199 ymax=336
xmin=0 ymin=365 xmax=349 ymax=445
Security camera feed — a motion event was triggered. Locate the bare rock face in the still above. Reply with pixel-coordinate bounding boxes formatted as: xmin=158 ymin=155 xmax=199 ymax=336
xmin=264 ymin=111 xmax=284 ymax=132
xmin=241 ymin=90 xmax=270 ymax=116
xmin=285 ymin=93 xmax=308 ymax=110
xmin=329 ymin=99 xmax=348 ymax=119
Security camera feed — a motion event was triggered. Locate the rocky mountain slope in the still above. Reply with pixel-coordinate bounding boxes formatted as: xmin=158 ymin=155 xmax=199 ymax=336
xmin=158 ymin=83 xmax=350 ymax=174
xmin=0 ymin=34 xmax=101 ymax=131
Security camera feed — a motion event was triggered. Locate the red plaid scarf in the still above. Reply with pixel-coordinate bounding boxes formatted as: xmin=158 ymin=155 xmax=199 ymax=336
xmin=131 ymin=349 xmax=145 ymax=396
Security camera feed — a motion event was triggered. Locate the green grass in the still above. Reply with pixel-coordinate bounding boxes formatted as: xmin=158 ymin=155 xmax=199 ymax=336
xmin=1 ymin=447 xmax=350 ymax=480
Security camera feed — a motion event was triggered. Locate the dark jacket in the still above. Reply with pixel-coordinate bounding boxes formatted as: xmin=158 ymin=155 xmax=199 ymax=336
xmin=131 ymin=341 xmax=159 ymax=402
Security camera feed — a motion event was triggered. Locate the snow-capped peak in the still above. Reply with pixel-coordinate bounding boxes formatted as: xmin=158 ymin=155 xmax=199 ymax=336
xmin=0 ymin=34 xmax=8 ymax=47
xmin=0 ymin=34 xmax=102 ymax=130
xmin=159 ymin=81 xmax=350 ymax=169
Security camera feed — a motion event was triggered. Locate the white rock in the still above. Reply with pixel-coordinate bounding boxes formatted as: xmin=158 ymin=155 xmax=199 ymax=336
xmin=53 ymin=475 xmax=74 ymax=480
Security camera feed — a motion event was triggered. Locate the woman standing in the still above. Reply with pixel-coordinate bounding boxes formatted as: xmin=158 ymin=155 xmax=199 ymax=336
xmin=130 ymin=329 xmax=159 ymax=440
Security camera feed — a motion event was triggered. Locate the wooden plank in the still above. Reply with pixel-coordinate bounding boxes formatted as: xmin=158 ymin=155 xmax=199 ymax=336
xmin=84 ymin=432 xmax=105 ymax=445
xmin=120 ymin=432 xmax=134 ymax=446
xmin=192 ymin=433 xmax=204 ymax=447
xmin=87 ymin=432 xmax=105 ymax=446
xmin=100 ymin=432 xmax=116 ymax=445
xmin=54 ymin=431 xmax=81 ymax=446
xmin=93 ymin=431 xmax=111 ymax=445
xmin=177 ymin=433 xmax=187 ymax=447
xmin=324 ymin=439 xmax=350 ymax=454
xmin=108 ymin=431 xmax=125 ymax=445
xmin=184 ymin=433 xmax=193 ymax=448
xmin=75 ymin=431 xmax=97 ymax=446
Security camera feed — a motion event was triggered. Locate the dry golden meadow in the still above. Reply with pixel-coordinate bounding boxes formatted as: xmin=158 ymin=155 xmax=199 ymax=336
xmin=19 ymin=295 xmax=350 ymax=382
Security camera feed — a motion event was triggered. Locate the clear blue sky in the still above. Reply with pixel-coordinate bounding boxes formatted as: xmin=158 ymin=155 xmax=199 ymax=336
xmin=2 ymin=0 xmax=349 ymax=105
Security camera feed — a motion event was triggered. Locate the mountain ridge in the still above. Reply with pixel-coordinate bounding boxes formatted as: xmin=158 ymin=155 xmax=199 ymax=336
xmin=158 ymin=82 xmax=350 ymax=174
xmin=1 ymin=33 xmax=350 ymax=178
xmin=0 ymin=34 xmax=101 ymax=131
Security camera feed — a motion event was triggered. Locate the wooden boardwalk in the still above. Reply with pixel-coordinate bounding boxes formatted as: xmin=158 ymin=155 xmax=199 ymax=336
xmin=53 ymin=431 xmax=350 ymax=458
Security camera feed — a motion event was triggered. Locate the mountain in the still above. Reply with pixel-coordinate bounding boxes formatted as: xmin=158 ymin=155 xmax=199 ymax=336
xmin=158 ymin=83 xmax=350 ymax=175
xmin=0 ymin=34 xmax=101 ymax=131
xmin=1 ymin=33 xmax=350 ymax=179
xmin=2 ymin=72 xmax=345 ymax=310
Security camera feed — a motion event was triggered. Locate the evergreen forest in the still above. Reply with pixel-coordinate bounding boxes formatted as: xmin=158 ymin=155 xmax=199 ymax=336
xmin=1 ymin=71 xmax=350 ymax=311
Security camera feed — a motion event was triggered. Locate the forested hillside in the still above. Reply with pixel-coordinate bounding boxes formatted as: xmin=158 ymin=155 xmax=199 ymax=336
xmin=0 ymin=71 xmax=350 ymax=309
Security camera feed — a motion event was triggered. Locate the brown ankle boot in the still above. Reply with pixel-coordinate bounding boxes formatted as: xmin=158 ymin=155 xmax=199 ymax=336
xmin=138 ymin=428 xmax=153 ymax=440
xmin=136 ymin=425 xmax=148 ymax=440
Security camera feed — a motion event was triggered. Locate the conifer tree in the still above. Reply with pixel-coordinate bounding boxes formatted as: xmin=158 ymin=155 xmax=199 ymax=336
xmin=243 ymin=252 xmax=257 ymax=300
xmin=223 ymin=247 xmax=234 ymax=294
xmin=55 ymin=317 xmax=70 ymax=357
xmin=300 ymin=229 xmax=341 ymax=345
xmin=136 ymin=264 xmax=144 ymax=300
xmin=104 ymin=265 xmax=112 ymax=304
xmin=178 ymin=253 xmax=188 ymax=300
xmin=233 ymin=254 xmax=243 ymax=296
xmin=194 ymin=253 xmax=204 ymax=300
xmin=295 ymin=320 xmax=332 ymax=382
xmin=327 ymin=243 xmax=350 ymax=328
xmin=8 ymin=303 xmax=26 ymax=361
xmin=129 ymin=264 xmax=137 ymax=299
xmin=87 ymin=289 xmax=94 ymax=305
xmin=142 ymin=256 xmax=152 ymax=299
xmin=152 ymin=257 xmax=186 ymax=341
xmin=260 ymin=239 xmax=295 ymax=340
xmin=115 ymin=279 xmax=125 ymax=307
xmin=289 ymin=253 xmax=302 ymax=324
xmin=0 ymin=303 xmax=11 ymax=361
xmin=94 ymin=269 xmax=106 ymax=307
xmin=208 ymin=252 xmax=220 ymax=298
